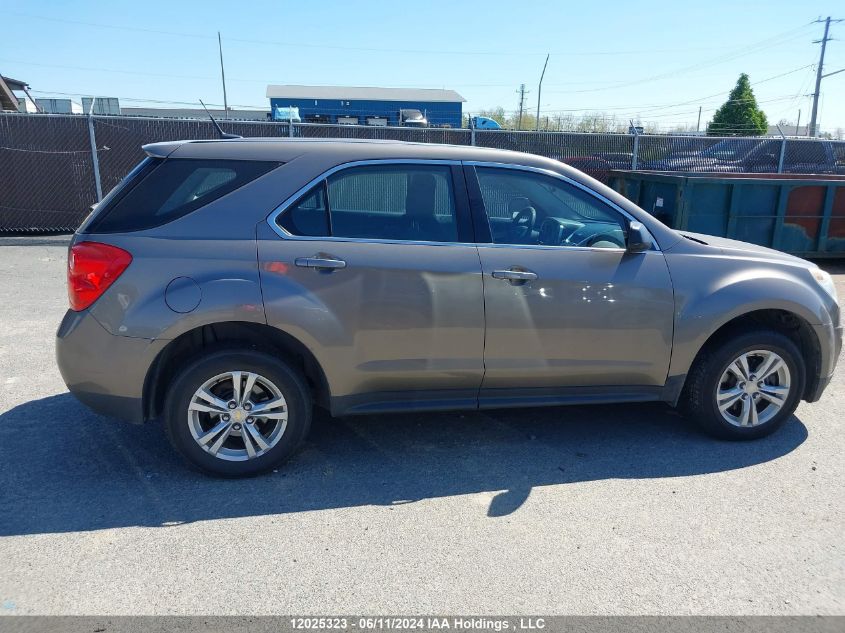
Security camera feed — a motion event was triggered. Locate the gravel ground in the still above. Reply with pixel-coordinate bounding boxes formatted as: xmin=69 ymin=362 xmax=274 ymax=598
xmin=0 ymin=235 xmax=842 ymax=615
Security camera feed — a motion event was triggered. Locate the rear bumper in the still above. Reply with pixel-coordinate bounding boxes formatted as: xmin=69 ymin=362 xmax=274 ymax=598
xmin=56 ymin=310 xmax=167 ymax=423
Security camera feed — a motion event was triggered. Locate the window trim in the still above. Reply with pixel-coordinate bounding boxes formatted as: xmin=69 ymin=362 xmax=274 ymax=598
xmin=463 ymin=160 xmax=656 ymax=252
xmin=267 ymin=158 xmax=656 ymax=251
xmin=267 ymin=159 xmax=473 ymax=246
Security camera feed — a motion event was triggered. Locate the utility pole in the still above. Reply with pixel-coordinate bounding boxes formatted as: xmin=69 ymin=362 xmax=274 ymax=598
xmin=796 ymin=109 xmax=801 ymax=136
xmin=218 ymin=31 xmax=229 ymax=120
xmin=696 ymin=106 xmax=702 ymax=133
xmin=809 ymin=16 xmax=843 ymax=137
xmin=535 ymin=54 xmax=549 ymax=131
xmin=516 ymin=84 xmax=528 ymax=130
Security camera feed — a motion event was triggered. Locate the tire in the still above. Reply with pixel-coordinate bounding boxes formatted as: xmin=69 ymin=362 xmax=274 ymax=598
xmin=164 ymin=347 xmax=312 ymax=477
xmin=680 ymin=329 xmax=805 ymax=440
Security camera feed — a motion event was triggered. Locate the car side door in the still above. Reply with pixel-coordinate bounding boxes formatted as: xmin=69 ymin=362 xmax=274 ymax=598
xmin=466 ymin=163 xmax=675 ymax=403
xmin=257 ymin=160 xmax=485 ymax=414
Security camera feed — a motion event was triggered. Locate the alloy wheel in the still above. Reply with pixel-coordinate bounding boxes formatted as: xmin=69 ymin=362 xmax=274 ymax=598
xmin=187 ymin=371 xmax=288 ymax=461
xmin=715 ymin=350 xmax=791 ymax=428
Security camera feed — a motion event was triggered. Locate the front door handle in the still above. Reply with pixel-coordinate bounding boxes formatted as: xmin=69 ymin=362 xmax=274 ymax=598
xmin=491 ymin=268 xmax=538 ymax=283
xmin=295 ymin=256 xmax=347 ymax=271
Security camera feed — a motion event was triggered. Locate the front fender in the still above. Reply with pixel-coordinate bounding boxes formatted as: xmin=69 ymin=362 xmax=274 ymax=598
xmin=666 ymin=254 xmax=833 ymax=381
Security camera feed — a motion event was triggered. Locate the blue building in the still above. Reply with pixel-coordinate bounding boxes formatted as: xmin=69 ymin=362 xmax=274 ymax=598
xmin=266 ymin=85 xmax=465 ymax=128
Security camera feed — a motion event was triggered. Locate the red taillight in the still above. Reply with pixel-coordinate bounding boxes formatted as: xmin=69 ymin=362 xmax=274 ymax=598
xmin=67 ymin=241 xmax=132 ymax=311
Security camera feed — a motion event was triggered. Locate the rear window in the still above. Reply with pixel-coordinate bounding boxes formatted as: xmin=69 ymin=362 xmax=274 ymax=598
xmin=785 ymin=141 xmax=828 ymax=165
xmin=85 ymin=158 xmax=279 ymax=233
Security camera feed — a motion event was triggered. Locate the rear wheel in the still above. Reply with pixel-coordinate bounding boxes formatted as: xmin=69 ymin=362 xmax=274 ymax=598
xmin=681 ymin=329 xmax=804 ymax=440
xmin=164 ymin=348 xmax=312 ymax=476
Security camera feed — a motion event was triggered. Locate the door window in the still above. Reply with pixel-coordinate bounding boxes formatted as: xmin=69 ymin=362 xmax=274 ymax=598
xmin=277 ymin=164 xmax=459 ymax=243
xmin=276 ymin=182 xmax=330 ymax=237
xmin=474 ymin=167 xmax=627 ymax=248
xmin=785 ymin=141 xmax=828 ymax=166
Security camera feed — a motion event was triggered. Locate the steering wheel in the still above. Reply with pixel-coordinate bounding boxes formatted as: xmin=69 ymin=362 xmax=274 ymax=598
xmin=511 ymin=206 xmax=537 ymax=241
xmin=586 ymin=234 xmax=625 ymax=249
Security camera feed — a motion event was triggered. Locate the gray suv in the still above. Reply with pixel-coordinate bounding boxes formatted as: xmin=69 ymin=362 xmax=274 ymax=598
xmin=56 ymin=139 xmax=842 ymax=476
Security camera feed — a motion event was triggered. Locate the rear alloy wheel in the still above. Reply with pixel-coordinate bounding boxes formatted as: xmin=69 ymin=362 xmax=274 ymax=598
xmin=681 ymin=330 xmax=804 ymax=440
xmin=165 ymin=349 xmax=311 ymax=476
xmin=188 ymin=371 xmax=289 ymax=461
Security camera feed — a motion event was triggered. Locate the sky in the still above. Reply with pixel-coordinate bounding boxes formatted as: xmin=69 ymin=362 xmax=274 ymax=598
xmin=1 ymin=0 xmax=844 ymax=132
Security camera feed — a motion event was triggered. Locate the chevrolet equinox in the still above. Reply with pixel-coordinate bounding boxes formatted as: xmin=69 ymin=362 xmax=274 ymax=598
xmin=56 ymin=139 xmax=842 ymax=476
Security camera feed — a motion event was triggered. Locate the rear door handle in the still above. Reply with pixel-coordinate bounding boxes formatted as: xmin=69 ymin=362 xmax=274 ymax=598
xmin=491 ymin=268 xmax=538 ymax=283
xmin=295 ymin=256 xmax=347 ymax=271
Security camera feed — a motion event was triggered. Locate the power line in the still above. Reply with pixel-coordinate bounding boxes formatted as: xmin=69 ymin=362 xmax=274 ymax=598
xmin=484 ymin=93 xmax=806 ymax=118
xmin=473 ymin=64 xmax=818 ymax=127
xmin=544 ymin=26 xmax=815 ymax=95
xmin=10 ymin=16 xmax=832 ymax=131
xmin=2 ymin=15 xmax=821 ymax=126
xmin=0 ymin=9 xmax=795 ymax=58
xmin=586 ymin=64 xmax=815 ymax=117
xmin=5 ymin=57 xmax=811 ymax=98
xmin=0 ymin=58 xmax=217 ymax=81
xmin=25 ymin=89 xmax=805 ymax=121
xmin=0 ymin=55 xmax=645 ymax=88
xmin=28 ymin=90 xmax=266 ymax=110
xmin=770 ymin=64 xmax=817 ymax=121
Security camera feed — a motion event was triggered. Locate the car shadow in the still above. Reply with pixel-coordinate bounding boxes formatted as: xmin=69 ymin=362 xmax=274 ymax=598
xmin=0 ymin=393 xmax=807 ymax=536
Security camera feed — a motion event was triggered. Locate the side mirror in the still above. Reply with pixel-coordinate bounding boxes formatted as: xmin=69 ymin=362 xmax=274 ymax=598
xmin=626 ymin=221 xmax=651 ymax=253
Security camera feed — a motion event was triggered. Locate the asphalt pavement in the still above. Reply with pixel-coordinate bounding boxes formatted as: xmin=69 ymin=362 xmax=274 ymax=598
xmin=0 ymin=235 xmax=842 ymax=615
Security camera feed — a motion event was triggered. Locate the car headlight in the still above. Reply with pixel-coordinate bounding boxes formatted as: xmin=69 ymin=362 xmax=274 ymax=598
xmin=812 ymin=268 xmax=839 ymax=304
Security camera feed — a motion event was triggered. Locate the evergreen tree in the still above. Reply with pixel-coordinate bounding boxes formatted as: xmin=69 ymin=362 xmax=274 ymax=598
xmin=707 ymin=73 xmax=768 ymax=136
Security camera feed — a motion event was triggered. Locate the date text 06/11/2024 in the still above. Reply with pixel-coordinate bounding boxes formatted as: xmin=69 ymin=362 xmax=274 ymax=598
xmin=290 ymin=617 xmax=548 ymax=630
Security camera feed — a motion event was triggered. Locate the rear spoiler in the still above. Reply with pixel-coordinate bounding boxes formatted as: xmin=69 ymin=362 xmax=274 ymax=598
xmin=142 ymin=140 xmax=190 ymax=158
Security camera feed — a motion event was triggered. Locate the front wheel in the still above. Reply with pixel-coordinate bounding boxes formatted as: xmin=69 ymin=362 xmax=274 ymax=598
xmin=164 ymin=348 xmax=312 ymax=476
xmin=681 ymin=329 xmax=805 ymax=440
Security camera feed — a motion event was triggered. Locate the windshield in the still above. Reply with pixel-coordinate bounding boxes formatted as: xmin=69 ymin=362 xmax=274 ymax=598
xmin=700 ymin=139 xmax=777 ymax=161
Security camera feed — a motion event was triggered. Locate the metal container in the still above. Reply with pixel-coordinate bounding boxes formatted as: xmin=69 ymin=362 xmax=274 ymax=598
xmin=609 ymin=171 xmax=845 ymax=257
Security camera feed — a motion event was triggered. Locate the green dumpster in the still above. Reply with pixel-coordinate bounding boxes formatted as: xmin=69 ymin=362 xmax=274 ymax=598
xmin=609 ymin=171 xmax=845 ymax=257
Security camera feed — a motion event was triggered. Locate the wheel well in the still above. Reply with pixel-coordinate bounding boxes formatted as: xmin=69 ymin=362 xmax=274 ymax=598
xmin=688 ymin=309 xmax=822 ymax=401
xmin=143 ymin=322 xmax=329 ymax=422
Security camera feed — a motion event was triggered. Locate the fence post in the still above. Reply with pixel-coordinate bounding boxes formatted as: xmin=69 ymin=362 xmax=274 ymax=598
xmin=289 ymin=119 xmax=294 ymax=138
xmin=776 ymin=124 xmax=787 ymax=174
xmin=86 ymin=98 xmax=103 ymax=201
xmin=469 ymin=115 xmax=476 ymax=146
xmin=630 ymin=120 xmax=640 ymax=170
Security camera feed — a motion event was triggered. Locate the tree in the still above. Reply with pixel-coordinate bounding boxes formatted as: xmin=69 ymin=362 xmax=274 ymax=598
xmin=707 ymin=73 xmax=768 ymax=136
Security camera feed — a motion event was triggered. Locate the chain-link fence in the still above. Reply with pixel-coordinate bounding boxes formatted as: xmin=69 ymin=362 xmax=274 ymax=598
xmin=1 ymin=112 xmax=844 ymax=232
xmin=92 ymin=116 xmax=292 ymax=195
xmin=0 ymin=115 xmax=95 ymax=232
